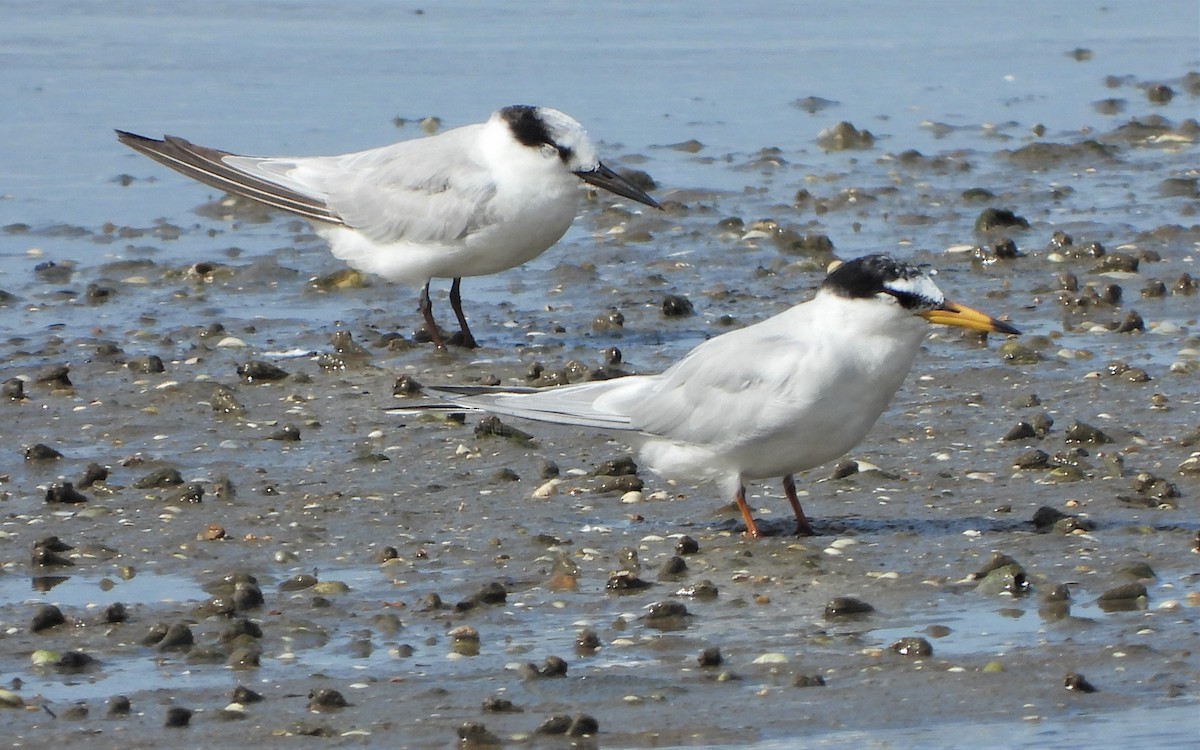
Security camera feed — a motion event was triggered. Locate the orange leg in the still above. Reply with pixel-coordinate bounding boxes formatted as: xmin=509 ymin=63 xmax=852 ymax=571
xmin=782 ymin=474 xmax=814 ymax=536
xmin=734 ymin=484 xmax=761 ymax=538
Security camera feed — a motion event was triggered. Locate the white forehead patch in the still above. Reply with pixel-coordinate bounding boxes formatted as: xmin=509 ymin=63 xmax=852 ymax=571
xmin=884 ymin=272 xmax=945 ymax=307
xmin=537 ymin=107 xmax=597 ymax=168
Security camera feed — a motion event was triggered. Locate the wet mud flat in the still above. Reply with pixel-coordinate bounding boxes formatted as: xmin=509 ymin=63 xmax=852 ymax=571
xmin=2 ymin=66 xmax=1200 ymax=750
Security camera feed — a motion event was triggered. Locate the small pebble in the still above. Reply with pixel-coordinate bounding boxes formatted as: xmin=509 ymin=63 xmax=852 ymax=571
xmin=1063 ymin=672 xmax=1098 ymax=693
xmin=106 ymin=695 xmax=131 ymax=717
xmin=890 ymin=637 xmax=933 ymax=657
xmin=307 ymin=687 xmax=348 ymax=711
xmin=31 ymin=604 xmax=65 ymax=633
xmin=698 ymin=646 xmax=723 ymax=667
xmin=44 ymin=481 xmax=88 ymax=504
xmin=675 ymin=535 xmax=700 ymax=554
xmin=164 ymin=706 xmax=193 ymax=727
xmin=823 ymin=597 xmax=874 ymax=618
xmin=25 ymin=443 xmax=64 ymax=461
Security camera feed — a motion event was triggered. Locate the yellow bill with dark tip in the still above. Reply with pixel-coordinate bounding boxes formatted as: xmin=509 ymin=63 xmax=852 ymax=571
xmin=918 ymin=301 xmax=1021 ymax=335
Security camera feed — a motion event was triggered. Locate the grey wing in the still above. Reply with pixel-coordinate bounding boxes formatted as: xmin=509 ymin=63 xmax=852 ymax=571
xmin=619 ymin=329 xmax=810 ymax=449
xmin=427 ymin=379 xmax=652 ymax=431
xmin=257 ymin=125 xmax=501 ymax=245
xmin=116 ymin=131 xmax=342 ymax=224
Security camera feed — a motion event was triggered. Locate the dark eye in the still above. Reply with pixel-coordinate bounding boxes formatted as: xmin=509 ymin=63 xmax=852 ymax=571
xmin=886 ymin=289 xmax=929 ymax=310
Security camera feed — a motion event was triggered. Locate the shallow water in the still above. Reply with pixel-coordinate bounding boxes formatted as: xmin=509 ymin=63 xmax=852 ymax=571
xmin=2 ymin=1 xmax=1199 ymax=748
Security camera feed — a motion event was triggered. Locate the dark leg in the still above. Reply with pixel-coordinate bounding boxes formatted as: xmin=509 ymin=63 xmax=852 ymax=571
xmin=733 ymin=484 xmax=761 ymax=538
xmin=418 ymin=281 xmax=446 ymax=349
xmin=449 ymin=277 xmax=477 ymax=349
xmin=782 ymin=474 xmax=814 ymax=536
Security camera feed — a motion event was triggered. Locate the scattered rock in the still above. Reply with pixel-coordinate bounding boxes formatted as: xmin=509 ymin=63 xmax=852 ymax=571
xmin=975 ymin=207 xmax=1029 ymax=234
xmin=307 ymin=688 xmax=348 ymax=711
xmin=816 ymin=121 xmax=875 ymax=151
xmin=164 ymin=706 xmax=193 ymax=727
xmin=457 ymin=721 xmax=502 ymax=745
xmin=698 ymin=646 xmax=723 ymax=667
xmin=889 ymin=637 xmax=933 ymax=657
xmin=1063 ymin=673 xmax=1098 ymax=693
xmin=823 ymin=597 xmax=874 ymax=618
xmin=44 ymin=481 xmax=87 ymax=504
xmin=237 ymin=360 xmax=288 ymax=382
xmin=661 ymin=294 xmax=694 ymax=317
xmin=31 ymin=604 xmax=66 ymax=633
xmin=106 ymin=695 xmax=131 ymax=717
xmin=25 ymin=443 xmax=64 ymax=461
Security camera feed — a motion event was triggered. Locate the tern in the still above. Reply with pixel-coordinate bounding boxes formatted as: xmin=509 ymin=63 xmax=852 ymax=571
xmin=116 ymin=105 xmax=660 ymax=349
xmin=414 ymin=255 xmax=1020 ymax=537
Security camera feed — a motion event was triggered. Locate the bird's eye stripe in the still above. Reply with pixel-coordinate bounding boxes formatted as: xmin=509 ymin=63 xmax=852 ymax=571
xmin=886 ymin=289 xmax=933 ymax=310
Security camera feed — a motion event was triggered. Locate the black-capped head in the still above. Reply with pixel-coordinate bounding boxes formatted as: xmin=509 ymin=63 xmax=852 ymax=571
xmin=499 ymin=105 xmax=587 ymax=165
xmin=821 ymin=254 xmax=945 ymax=311
xmin=496 ymin=105 xmax=660 ymax=209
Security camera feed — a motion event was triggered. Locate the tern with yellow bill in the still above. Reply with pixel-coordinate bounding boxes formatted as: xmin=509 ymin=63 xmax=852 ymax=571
xmin=416 ymin=254 xmax=1020 ymax=536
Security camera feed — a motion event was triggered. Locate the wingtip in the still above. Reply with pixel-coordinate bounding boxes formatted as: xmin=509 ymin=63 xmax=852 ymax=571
xmin=115 ymin=129 xmax=156 ymax=147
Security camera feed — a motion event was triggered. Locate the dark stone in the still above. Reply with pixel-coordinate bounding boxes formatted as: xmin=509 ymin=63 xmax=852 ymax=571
xmin=456 ymin=721 xmax=501 ymax=744
xmin=1003 ymin=422 xmax=1037 ymax=441
xmin=267 ymin=424 xmax=301 ymax=441
xmin=34 ymin=364 xmax=72 ymax=387
xmin=165 ymin=482 xmax=204 ymax=503
xmin=643 ymin=600 xmax=690 ymax=623
xmin=592 ymin=456 xmax=638 ymax=476
xmin=164 ymin=706 xmax=193 ymax=727
xmin=210 ymin=385 xmax=245 ymax=414
xmin=482 ymin=695 xmax=521 ymax=713
xmin=661 ymin=294 xmax=694 ymax=317
xmin=606 ymin=570 xmax=651 ymax=592
xmin=45 ymin=481 xmax=88 ymax=504
xmin=474 ymin=415 xmax=533 ymax=442
xmin=236 ymin=360 xmax=288 ymax=382
xmin=3 ymin=378 xmax=25 ymax=400
xmin=392 ymin=375 xmax=422 ymax=396
xmin=157 ymin=623 xmax=195 ymax=650
xmin=830 ymin=459 xmax=860 ymax=479
xmin=231 ymin=685 xmax=264 ymax=704
xmin=657 ymin=555 xmax=689 ymax=581
xmin=575 ymin=629 xmax=601 ymax=652
xmin=823 ymin=597 xmax=874 ymax=618
xmin=975 ymin=207 xmax=1029 ymax=233
xmin=1013 ymin=449 xmax=1051 ymax=469
xmin=698 ymin=646 xmax=723 ymax=667
xmin=889 ymin=636 xmax=933 ymax=657
xmin=1064 ymin=672 xmax=1098 ymax=692
xmin=127 ymin=355 xmax=165 ymax=374
xmin=133 ymin=467 xmax=184 ymax=489
xmin=307 ymin=688 xmax=348 ymax=711
xmin=567 ymin=713 xmax=600 ymax=736
xmin=1064 ymin=421 xmax=1113 ymax=445
xmin=455 ymin=581 xmax=507 ymax=610
xmin=104 ymin=603 xmax=128 ymax=624
xmin=536 ymin=714 xmax=573 ymax=735
xmin=25 ymin=443 xmax=64 ymax=461
xmin=106 ymin=695 xmax=131 ymax=717
xmin=56 ymin=651 xmax=97 ymax=672
xmin=78 ymin=462 xmax=108 ymax=488
xmin=31 ymin=604 xmax=65 ymax=632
